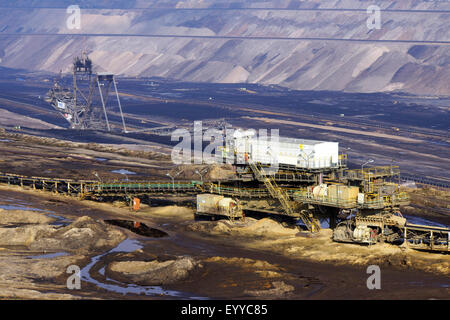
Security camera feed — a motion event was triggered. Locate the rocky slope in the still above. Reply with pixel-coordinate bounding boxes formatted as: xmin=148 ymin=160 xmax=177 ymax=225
xmin=0 ymin=0 xmax=449 ymax=95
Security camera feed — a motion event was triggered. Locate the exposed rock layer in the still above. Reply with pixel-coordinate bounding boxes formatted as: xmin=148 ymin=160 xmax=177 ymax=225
xmin=0 ymin=1 xmax=449 ymax=95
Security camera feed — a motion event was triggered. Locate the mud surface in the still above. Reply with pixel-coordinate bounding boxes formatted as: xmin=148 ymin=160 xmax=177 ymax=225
xmin=0 ymin=72 xmax=448 ymax=300
xmin=105 ymin=219 xmax=169 ymax=238
xmin=0 ymin=187 xmax=448 ymax=300
xmin=401 ymin=187 xmax=450 ymax=227
xmin=0 ymin=76 xmax=449 ymax=186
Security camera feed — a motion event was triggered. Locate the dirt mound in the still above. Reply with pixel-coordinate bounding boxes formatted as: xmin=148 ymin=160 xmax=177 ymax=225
xmin=0 ymin=213 xmax=125 ymax=299
xmin=0 ymin=287 xmax=80 ymax=300
xmin=107 ymin=256 xmax=201 ymax=286
xmin=168 ymin=164 xmax=236 ymax=181
xmin=401 ymin=186 xmax=450 ymax=226
xmin=370 ymin=252 xmax=449 ymax=275
xmin=204 ymin=256 xmax=284 ymax=282
xmin=206 ymin=164 xmax=235 ymax=180
xmin=187 ymin=220 xmax=238 ymax=235
xmin=188 ymin=218 xmax=298 ymax=238
xmin=205 ymin=256 xmax=281 ymax=272
xmin=239 ymin=218 xmax=298 ymax=237
xmin=142 ymin=206 xmax=193 ymax=218
xmin=0 ymin=249 xmax=85 ymax=300
xmin=0 ymin=209 xmax=55 ymax=225
xmin=0 ymin=224 xmax=54 ymax=247
xmin=190 ymin=218 xmax=449 ymax=276
xmin=244 ymin=281 xmax=294 ymax=297
xmin=29 ymin=216 xmax=126 ymax=254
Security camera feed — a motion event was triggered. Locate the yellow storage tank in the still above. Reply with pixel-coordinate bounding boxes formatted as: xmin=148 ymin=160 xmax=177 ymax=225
xmin=327 ymin=184 xmax=359 ymax=203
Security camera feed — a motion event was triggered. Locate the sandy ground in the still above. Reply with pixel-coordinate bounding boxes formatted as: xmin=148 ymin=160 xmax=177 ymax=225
xmin=0 ymin=130 xmax=235 ymax=183
xmin=0 ymin=128 xmax=448 ymax=299
xmin=401 ymin=187 xmax=450 ymax=226
xmin=0 ymin=185 xmax=448 ymax=300
xmin=187 ymin=218 xmax=449 ymax=276
xmin=0 ymin=209 xmax=125 ymax=299
xmin=0 ymin=130 xmax=173 ymax=181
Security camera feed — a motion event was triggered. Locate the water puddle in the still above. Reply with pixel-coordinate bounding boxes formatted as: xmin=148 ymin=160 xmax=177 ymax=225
xmin=0 ymin=139 xmax=10 ymax=142
xmin=105 ymin=220 xmax=168 ymax=238
xmin=408 ymin=281 xmax=450 ymax=289
xmin=0 ymin=197 xmax=71 ymax=226
xmin=2 ymin=223 xmax=37 ymax=228
xmin=319 ymin=219 xmax=330 ymax=229
xmin=0 ymin=204 xmax=51 ymax=212
xmin=46 ymin=213 xmax=72 ymax=226
xmin=80 ymin=239 xmax=207 ymax=299
xmin=95 ymin=158 xmax=108 ymax=162
xmin=0 ymin=197 xmax=53 ymax=212
xmin=296 ymin=219 xmax=330 ymax=230
xmin=26 ymin=252 xmax=69 ymax=259
xmin=111 ymin=169 xmax=136 ymax=175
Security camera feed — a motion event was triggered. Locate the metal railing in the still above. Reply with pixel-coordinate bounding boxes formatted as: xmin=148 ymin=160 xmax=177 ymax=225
xmin=293 ymin=191 xmax=357 ymax=209
xmin=86 ymin=182 xmax=201 ymax=192
xmin=248 ymin=162 xmax=320 ymax=232
xmin=344 ymin=166 xmax=400 ymax=180
xmin=358 ymin=192 xmax=410 ymax=209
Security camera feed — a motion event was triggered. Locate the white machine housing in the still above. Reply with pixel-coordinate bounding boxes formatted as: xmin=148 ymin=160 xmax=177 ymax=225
xmin=249 ymin=136 xmax=339 ymax=169
xmin=222 ymin=129 xmax=340 ymax=169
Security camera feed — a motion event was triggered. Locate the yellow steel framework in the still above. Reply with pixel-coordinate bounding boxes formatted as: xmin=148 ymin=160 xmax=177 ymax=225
xmin=248 ymin=162 xmax=321 ymax=232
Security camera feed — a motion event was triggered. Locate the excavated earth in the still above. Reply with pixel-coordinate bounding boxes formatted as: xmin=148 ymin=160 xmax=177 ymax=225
xmin=0 ymin=133 xmax=448 ymax=300
xmin=0 ymin=186 xmax=448 ymax=300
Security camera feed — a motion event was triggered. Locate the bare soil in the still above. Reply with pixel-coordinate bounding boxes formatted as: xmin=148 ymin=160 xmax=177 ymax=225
xmin=0 ymin=186 xmax=448 ymax=300
xmin=401 ymin=187 xmax=450 ymax=226
xmin=0 ymin=132 xmax=447 ymax=300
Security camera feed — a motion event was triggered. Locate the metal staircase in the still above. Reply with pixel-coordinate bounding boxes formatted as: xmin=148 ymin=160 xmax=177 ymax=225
xmin=248 ymin=161 xmax=320 ymax=232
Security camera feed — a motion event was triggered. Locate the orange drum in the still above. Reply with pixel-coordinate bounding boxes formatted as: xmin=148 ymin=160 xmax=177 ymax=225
xmin=132 ymin=197 xmax=141 ymax=211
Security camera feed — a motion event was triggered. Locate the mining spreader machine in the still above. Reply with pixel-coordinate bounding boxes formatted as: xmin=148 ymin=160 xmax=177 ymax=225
xmin=0 ymin=129 xmax=447 ymax=252
xmin=45 ymin=52 xmax=126 ymax=132
xmin=196 ymin=130 xmax=449 ymax=252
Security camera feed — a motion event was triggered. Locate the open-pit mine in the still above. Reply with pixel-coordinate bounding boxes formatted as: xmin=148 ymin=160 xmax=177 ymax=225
xmin=0 ymin=49 xmax=448 ymax=301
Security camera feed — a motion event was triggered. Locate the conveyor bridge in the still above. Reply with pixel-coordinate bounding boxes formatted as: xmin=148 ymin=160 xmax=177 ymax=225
xmin=0 ymin=171 xmax=408 ymax=209
xmin=0 ymin=171 xmax=447 ymax=251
